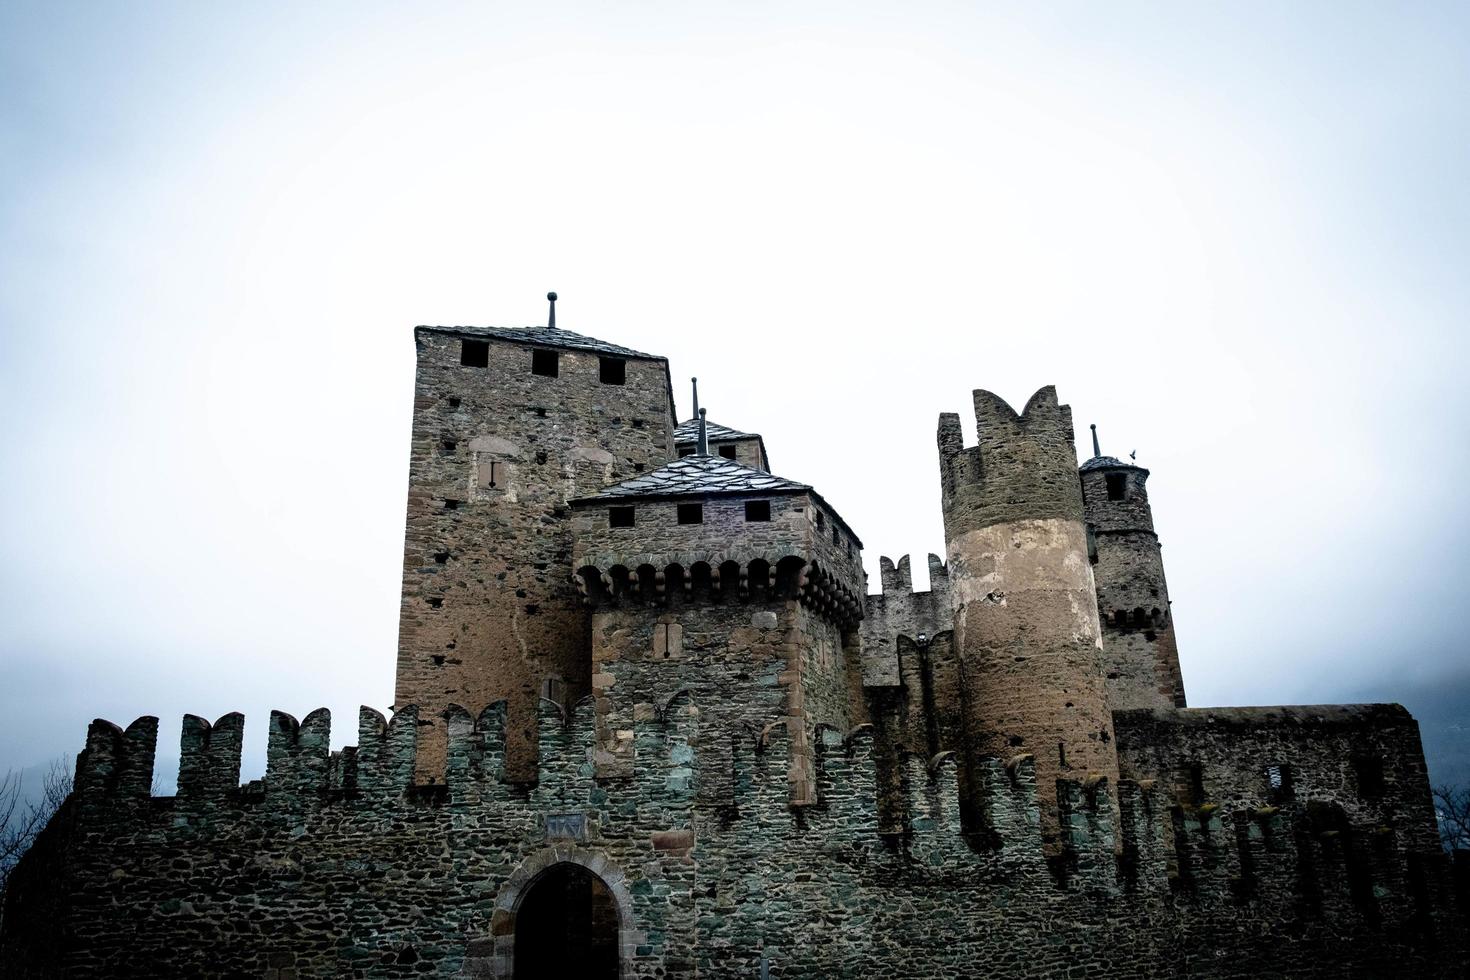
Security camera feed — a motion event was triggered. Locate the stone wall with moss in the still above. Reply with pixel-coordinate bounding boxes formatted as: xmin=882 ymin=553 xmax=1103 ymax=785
xmin=2 ymin=697 xmax=1463 ymax=978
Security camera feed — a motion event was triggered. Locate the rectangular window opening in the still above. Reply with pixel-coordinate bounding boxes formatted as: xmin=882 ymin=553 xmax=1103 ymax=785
xmin=1106 ymin=473 xmax=1128 ymax=501
xmin=744 ymin=500 xmax=771 ymax=522
xmin=1265 ymin=764 xmax=1294 ymax=803
xmin=461 ymin=339 xmax=490 ymax=368
xmin=531 ymin=349 xmax=559 ymax=377
xmin=1353 ymin=755 xmax=1385 ymax=798
xmin=677 ymin=503 xmax=704 ymax=525
xmin=609 ymin=506 xmax=635 ymax=528
xmin=599 ymin=357 xmax=626 ymax=385
xmin=718 ymin=445 xmax=737 ymax=459
xmin=1187 ymin=762 xmax=1206 ymax=805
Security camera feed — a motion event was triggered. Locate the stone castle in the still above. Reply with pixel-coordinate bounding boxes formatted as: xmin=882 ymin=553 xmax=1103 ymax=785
xmin=2 ymin=300 xmax=1466 ymax=977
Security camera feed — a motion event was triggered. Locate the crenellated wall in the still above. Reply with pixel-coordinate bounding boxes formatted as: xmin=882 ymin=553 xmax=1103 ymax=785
xmin=3 ymin=700 xmax=1462 ymax=978
xmin=859 ymin=553 xmax=951 ymax=687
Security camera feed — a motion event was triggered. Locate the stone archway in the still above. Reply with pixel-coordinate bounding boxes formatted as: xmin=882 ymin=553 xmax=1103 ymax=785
xmin=514 ymin=863 xmax=617 ymax=977
xmin=464 ymin=846 xmax=640 ymax=980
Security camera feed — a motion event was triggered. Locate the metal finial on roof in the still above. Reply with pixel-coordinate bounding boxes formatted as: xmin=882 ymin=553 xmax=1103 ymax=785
xmin=1090 ymin=423 xmax=1101 ymax=459
xmin=697 ymin=408 xmax=709 ymax=456
xmin=547 ymin=291 xmax=558 ymax=329
xmin=691 ymin=377 xmax=699 ymax=421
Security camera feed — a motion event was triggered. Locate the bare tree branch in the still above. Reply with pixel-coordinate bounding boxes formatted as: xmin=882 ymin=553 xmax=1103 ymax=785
xmin=0 ymin=759 xmax=74 ymax=894
xmin=1433 ymin=783 xmax=1470 ymax=852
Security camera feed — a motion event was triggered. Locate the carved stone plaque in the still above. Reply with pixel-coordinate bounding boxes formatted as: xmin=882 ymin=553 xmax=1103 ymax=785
xmin=544 ymin=812 xmax=586 ymax=841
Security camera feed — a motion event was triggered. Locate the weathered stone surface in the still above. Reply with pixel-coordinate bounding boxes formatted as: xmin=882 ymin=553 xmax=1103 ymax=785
xmin=1082 ymin=459 xmax=1187 ymax=710
xmin=394 ymin=326 xmax=676 ymax=780
xmin=939 ymin=389 xmax=1118 ymax=853
xmin=2 ymin=328 xmax=1462 ymax=979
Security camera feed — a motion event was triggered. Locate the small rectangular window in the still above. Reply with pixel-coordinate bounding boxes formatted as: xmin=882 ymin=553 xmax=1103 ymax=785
xmin=599 ymin=357 xmax=626 ymax=385
xmin=1106 ymin=473 xmax=1127 ymax=501
xmin=1353 ymin=755 xmax=1385 ymax=798
xmin=609 ymin=506 xmax=635 ymax=528
xmin=718 ymin=445 xmax=737 ymax=459
xmin=831 ymin=528 xmax=839 ymax=546
xmin=745 ymin=500 xmax=770 ymax=522
xmin=1265 ymin=764 xmax=1294 ymax=804
xmin=1187 ymin=762 xmax=1206 ymax=805
xmin=532 ymin=349 xmax=559 ymax=377
xmin=815 ymin=511 xmax=824 ymax=531
xmin=677 ymin=503 xmax=703 ymax=525
xmin=461 ymin=339 xmax=490 ymax=368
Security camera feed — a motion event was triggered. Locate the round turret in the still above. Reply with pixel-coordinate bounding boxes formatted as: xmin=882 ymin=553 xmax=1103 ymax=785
xmin=1080 ymin=431 xmax=1186 ymax=710
xmin=937 ymin=387 xmax=1119 ymax=853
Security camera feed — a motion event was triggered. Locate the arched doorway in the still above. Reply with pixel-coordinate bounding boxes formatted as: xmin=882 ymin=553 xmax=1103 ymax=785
xmin=512 ymin=862 xmax=619 ymax=979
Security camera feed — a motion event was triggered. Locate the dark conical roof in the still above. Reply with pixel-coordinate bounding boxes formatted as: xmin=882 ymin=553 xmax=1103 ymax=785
xmin=1080 ymin=454 xmax=1148 ymax=475
xmin=574 ymin=454 xmax=809 ymax=501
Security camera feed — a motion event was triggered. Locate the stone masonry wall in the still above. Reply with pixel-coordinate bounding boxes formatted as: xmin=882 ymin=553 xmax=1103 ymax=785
xmin=590 ymin=593 xmax=855 ymax=810
xmin=858 ymin=553 xmax=951 ymax=687
xmin=396 ymin=328 xmax=674 ymax=780
xmin=1115 ymin=704 xmax=1442 ymax=851
xmin=572 ymin=492 xmax=864 ymax=602
xmin=3 ymin=702 xmax=1462 ymax=978
xmin=1113 ymin=704 xmax=1455 ymax=944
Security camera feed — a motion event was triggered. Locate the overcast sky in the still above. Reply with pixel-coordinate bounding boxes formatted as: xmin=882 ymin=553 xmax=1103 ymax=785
xmin=3 ymin=2 xmax=1468 ymax=791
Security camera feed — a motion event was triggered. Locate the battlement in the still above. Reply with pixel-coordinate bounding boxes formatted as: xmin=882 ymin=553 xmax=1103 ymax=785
xmin=938 ymin=386 xmax=1085 ymax=534
xmin=874 ymin=553 xmax=950 ymax=597
xmin=40 ymin=696 xmax=1466 ymax=977
xmin=860 ymin=554 xmax=953 ymax=688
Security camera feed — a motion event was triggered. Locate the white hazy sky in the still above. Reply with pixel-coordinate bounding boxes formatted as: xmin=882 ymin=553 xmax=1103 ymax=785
xmin=3 ymin=2 xmax=1468 ymax=788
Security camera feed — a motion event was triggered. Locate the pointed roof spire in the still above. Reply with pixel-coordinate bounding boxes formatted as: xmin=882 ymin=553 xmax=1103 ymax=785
xmin=547 ymin=291 xmax=558 ymax=329
xmin=691 ymin=377 xmax=699 ymax=420
xmin=1090 ymin=423 xmax=1101 ymax=458
xmin=697 ymin=408 xmax=709 ymax=455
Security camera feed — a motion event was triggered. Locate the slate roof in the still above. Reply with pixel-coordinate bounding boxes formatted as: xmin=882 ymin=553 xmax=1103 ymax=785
xmin=673 ymin=418 xmax=757 ymax=444
xmin=1080 ymin=454 xmax=1148 ymax=474
xmin=575 ymin=454 xmax=809 ymax=501
xmin=416 ymin=324 xmax=661 ymax=361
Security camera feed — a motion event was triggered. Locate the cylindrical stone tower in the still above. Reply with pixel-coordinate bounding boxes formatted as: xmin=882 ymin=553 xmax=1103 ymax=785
xmin=938 ymin=386 xmax=1118 ymax=851
xmin=1080 ymin=439 xmax=1186 ymax=711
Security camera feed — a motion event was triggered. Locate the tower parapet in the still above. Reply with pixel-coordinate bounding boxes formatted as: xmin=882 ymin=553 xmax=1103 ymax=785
xmin=937 ymin=386 xmax=1118 ymax=853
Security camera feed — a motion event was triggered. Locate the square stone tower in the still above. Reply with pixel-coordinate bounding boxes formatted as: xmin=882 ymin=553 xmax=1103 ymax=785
xmin=395 ymin=318 xmax=676 ymax=780
xmin=569 ymin=448 xmax=866 ymax=806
